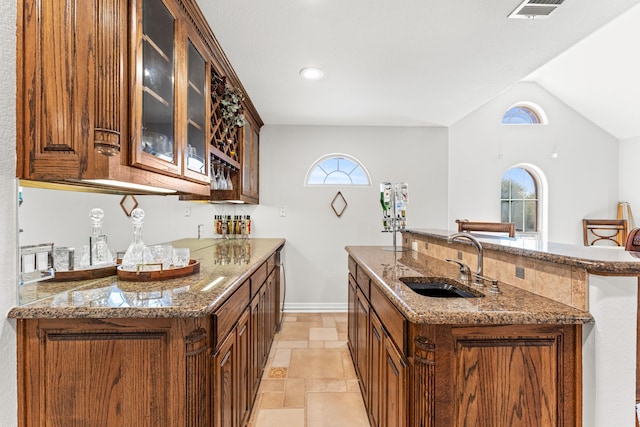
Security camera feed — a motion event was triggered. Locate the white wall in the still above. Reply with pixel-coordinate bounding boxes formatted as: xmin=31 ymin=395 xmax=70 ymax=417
xmin=250 ymin=125 xmax=449 ymax=310
xmin=0 ymin=0 xmax=18 ymax=424
xmin=583 ymin=275 xmax=638 ymax=427
xmin=449 ymin=82 xmax=620 ymax=244
xmin=619 ymin=136 xmax=640 ymax=228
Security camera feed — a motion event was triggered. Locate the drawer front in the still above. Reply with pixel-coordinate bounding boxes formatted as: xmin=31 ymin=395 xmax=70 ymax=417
xmin=348 ymin=256 xmax=356 ymax=278
xmin=370 ymin=284 xmax=406 ymax=354
xmin=250 ymin=261 xmax=268 ymax=298
xmin=214 ymin=280 xmax=250 ymax=349
xmin=356 ymin=265 xmax=370 ymax=299
xmin=266 ymin=252 xmax=277 ymax=275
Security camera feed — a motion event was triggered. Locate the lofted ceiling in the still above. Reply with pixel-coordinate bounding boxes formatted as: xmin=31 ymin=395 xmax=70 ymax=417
xmin=199 ymin=0 xmax=640 ymax=138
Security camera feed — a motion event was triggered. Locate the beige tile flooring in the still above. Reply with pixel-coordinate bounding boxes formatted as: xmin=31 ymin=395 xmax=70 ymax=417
xmin=247 ymin=313 xmax=371 ymax=427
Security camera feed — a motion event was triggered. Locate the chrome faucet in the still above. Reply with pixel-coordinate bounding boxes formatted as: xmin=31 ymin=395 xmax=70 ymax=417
xmin=447 ymin=232 xmax=483 ymax=278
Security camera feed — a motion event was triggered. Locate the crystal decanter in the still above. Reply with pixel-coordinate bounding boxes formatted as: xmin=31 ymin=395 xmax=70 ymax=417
xmin=121 ymin=208 xmax=146 ymax=271
xmin=89 ymin=208 xmax=114 ymax=266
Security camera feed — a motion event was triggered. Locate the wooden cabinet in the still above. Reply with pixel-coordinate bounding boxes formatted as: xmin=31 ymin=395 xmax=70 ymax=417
xmin=131 ymin=0 xmax=211 ymax=185
xmin=347 ymin=256 xmax=581 ymax=427
xmin=240 ymin=115 xmax=260 ymax=203
xmin=17 ymin=0 xmax=261 ymax=197
xmin=17 ymin=317 xmax=210 ymax=426
xmin=213 ymin=308 xmax=250 ymax=427
xmin=16 ymin=246 xmax=283 ymax=427
xmin=411 ymin=324 xmax=580 ymax=427
xmin=347 ymin=275 xmax=357 ymax=355
xmin=201 ymin=104 xmax=262 ymax=204
xmin=383 ymin=335 xmax=407 ymax=427
xmin=355 ymin=286 xmax=370 ymax=397
xmin=369 ymin=311 xmax=384 ymax=427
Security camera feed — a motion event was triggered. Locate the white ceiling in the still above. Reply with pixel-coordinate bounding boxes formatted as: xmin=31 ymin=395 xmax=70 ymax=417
xmin=199 ymin=0 xmax=640 ymax=138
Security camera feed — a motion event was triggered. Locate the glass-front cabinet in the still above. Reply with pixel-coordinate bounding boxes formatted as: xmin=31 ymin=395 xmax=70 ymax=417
xmin=131 ymin=0 xmax=210 ymax=184
xmin=184 ymin=36 xmax=209 ymax=181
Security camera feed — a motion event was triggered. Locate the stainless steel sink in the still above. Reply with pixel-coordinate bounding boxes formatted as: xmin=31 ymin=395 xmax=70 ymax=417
xmin=399 ymin=276 xmax=484 ymax=298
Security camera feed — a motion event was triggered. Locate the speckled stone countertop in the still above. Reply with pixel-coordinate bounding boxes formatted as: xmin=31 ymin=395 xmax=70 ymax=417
xmin=346 ymin=246 xmax=593 ymax=325
xmin=9 ymin=238 xmax=285 ymax=319
xmin=405 ymin=228 xmax=640 ymax=275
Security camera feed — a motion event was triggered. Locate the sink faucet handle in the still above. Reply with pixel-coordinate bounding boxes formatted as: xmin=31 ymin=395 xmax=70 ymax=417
xmin=445 ymin=258 xmax=471 ymax=283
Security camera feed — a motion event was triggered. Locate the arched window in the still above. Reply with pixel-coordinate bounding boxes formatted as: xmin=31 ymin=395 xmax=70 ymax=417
xmin=501 ymin=167 xmax=540 ymax=234
xmin=305 ymin=154 xmax=371 ymax=186
xmin=501 ymin=102 xmax=547 ymax=125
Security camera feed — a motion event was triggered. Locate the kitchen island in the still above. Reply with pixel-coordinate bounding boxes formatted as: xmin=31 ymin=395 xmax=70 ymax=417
xmin=9 ymin=238 xmax=284 ymax=427
xmin=349 ymin=228 xmax=640 ymax=427
xmin=347 ymin=242 xmax=591 ymax=427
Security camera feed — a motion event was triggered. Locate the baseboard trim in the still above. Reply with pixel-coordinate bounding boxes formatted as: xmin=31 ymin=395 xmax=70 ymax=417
xmin=283 ymin=302 xmax=347 ymax=313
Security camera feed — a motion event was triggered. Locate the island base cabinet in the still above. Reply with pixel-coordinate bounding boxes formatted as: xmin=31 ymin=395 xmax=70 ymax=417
xmin=411 ymin=324 xmax=582 ymax=427
xmin=347 ymin=257 xmax=582 ymax=427
xmin=17 ymin=317 xmax=210 ymax=427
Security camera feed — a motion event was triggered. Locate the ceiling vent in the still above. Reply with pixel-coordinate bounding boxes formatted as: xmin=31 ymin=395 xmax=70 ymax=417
xmin=508 ymin=0 xmax=565 ymax=19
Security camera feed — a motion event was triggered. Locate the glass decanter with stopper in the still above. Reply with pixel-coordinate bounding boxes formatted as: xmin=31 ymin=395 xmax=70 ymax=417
xmin=121 ymin=208 xmax=146 ymax=271
xmin=88 ymin=208 xmax=114 ymax=267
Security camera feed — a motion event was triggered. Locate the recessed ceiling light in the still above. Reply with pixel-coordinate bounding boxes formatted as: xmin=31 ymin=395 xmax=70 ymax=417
xmin=300 ymin=67 xmax=324 ymax=80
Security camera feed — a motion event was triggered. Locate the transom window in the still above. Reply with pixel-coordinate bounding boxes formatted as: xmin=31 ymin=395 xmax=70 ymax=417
xmin=305 ymin=154 xmax=371 ymax=186
xmin=501 ymin=102 xmax=547 ymax=125
xmin=501 ymin=167 xmax=539 ymax=233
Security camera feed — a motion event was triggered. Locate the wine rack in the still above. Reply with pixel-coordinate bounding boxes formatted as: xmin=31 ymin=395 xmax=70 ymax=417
xmin=210 ymin=72 xmax=241 ymax=170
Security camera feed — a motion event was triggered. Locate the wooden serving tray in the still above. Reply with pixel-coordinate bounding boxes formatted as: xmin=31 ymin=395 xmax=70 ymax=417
xmin=116 ymin=259 xmax=200 ymax=282
xmin=49 ymin=264 xmax=118 ymax=282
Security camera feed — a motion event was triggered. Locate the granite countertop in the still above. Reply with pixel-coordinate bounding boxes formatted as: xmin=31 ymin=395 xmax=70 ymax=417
xmin=346 ymin=245 xmax=593 ymax=325
xmin=9 ymin=238 xmax=285 ymax=319
xmin=406 ymin=228 xmax=640 ymax=275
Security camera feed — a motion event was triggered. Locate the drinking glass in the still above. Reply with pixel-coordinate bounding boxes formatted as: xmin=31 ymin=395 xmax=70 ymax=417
xmin=217 ymin=163 xmax=227 ymax=190
xmin=225 ymin=167 xmax=233 ymax=190
xmin=53 ymin=247 xmax=71 ymax=271
xmin=172 ymin=248 xmax=190 ymax=267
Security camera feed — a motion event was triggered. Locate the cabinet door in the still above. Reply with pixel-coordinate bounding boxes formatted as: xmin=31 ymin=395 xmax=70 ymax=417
xmin=451 ymin=325 xmax=567 ymax=427
xmin=240 ymin=115 xmax=259 ymax=203
xmin=250 ymin=287 xmax=264 ymax=397
xmin=132 ymin=0 xmax=181 ymax=176
xmin=356 ymin=287 xmax=370 ymax=397
xmin=213 ymin=329 xmax=237 ymax=427
xmin=369 ymin=311 xmax=384 ymax=427
xmin=348 ymin=275 xmax=357 ymax=355
xmin=383 ymin=336 xmax=407 ymax=427
xmin=236 ymin=309 xmax=251 ymax=427
xmin=17 ymin=0 xmax=126 ymax=179
xmin=182 ymin=33 xmax=210 ymax=183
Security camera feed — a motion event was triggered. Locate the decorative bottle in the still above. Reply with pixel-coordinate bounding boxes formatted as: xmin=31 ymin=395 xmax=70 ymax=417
xmin=89 ymin=208 xmax=114 ymax=266
xmin=121 ymin=208 xmax=146 ymax=271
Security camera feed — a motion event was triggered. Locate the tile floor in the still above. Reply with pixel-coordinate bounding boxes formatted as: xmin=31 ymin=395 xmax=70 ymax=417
xmin=247 ymin=313 xmax=371 ymax=427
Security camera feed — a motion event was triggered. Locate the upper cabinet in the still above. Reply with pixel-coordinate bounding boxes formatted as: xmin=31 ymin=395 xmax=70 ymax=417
xmin=17 ymin=0 xmax=261 ymax=199
xmin=241 ymin=115 xmax=260 ymax=203
xmin=131 ymin=0 xmax=210 ymax=184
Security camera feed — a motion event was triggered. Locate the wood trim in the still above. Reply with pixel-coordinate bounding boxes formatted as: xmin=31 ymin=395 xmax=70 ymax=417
xmin=413 ymin=336 xmax=436 ymax=427
xmin=94 ymin=0 xmax=125 ymax=155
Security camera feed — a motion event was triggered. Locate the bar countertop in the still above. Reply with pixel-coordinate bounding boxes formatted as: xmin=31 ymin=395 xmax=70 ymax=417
xmin=9 ymin=238 xmax=285 ymax=319
xmin=346 ymin=245 xmax=594 ymax=325
xmin=405 ymin=228 xmax=640 ymax=275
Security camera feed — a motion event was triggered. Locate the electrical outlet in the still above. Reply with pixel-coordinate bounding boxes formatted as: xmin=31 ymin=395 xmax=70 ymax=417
xmin=457 ymin=250 xmax=463 ymax=260
xmin=411 ymin=241 xmax=418 ymax=251
xmin=279 ymin=206 xmax=286 ymax=217
xmin=515 ymin=266 xmax=525 ymax=279
xmin=184 ymin=206 xmax=191 ymax=217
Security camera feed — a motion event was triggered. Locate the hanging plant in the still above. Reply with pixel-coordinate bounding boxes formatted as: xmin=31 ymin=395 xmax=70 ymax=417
xmin=218 ymin=81 xmax=245 ymax=129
